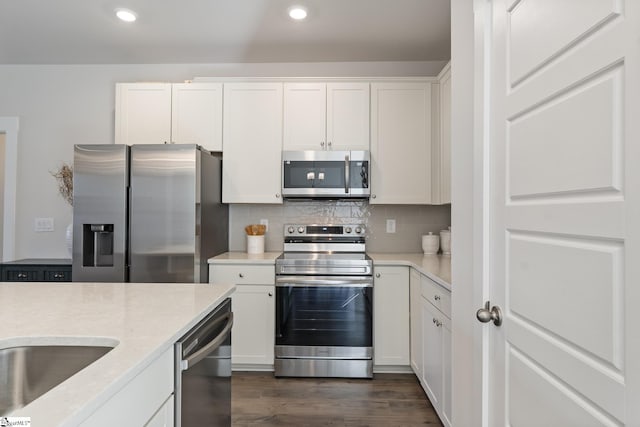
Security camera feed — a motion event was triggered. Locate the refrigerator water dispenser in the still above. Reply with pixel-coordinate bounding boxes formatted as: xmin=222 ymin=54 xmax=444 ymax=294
xmin=82 ymin=224 xmax=114 ymax=267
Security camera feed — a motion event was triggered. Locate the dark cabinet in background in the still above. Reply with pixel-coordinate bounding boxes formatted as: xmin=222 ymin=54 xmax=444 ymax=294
xmin=1 ymin=259 xmax=72 ymax=282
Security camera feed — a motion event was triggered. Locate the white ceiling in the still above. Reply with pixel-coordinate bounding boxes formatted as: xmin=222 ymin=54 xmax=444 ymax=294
xmin=0 ymin=0 xmax=451 ymax=65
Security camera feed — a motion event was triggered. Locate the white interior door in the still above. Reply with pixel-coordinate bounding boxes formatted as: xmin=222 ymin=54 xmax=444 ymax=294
xmin=485 ymin=1 xmax=640 ymax=425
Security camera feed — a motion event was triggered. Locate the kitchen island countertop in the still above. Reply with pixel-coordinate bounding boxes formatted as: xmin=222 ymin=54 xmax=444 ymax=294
xmin=1 ymin=281 xmax=234 ymax=425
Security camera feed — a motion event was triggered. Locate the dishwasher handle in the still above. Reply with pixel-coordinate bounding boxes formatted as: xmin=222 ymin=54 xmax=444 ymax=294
xmin=181 ymin=312 xmax=233 ymax=371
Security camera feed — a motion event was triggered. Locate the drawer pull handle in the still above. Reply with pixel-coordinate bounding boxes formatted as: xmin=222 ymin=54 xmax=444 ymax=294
xmin=238 ymin=273 xmax=244 ymax=278
xmin=268 ymin=292 xmax=273 ymax=297
xmin=17 ymin=273 xmax=27 ymax=279
xmin=434 ymin=295 xmax=441 ymax=301
xmin=375 ymin=273 xmax=380 ymax=278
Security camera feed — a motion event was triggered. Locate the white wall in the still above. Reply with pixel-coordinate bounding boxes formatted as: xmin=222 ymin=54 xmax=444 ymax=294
xmin=0 ymin=61 xmax=446 ymax=259
xmin=0 ymin=132 xmax=4 ymax=260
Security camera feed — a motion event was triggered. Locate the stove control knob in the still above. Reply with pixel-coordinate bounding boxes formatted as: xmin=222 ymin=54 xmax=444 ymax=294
xmin=345 ymin=227 xmax=352 ymax=233
xmin=355 ymin=226 xmax=363 ymax=234
xmin=298 ymin=226 xmax=305 ymax=234
xmin=287 ymin=226 xmax=295 ymax=234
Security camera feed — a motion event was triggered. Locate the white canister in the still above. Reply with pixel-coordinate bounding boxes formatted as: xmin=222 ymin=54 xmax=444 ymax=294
xmin=440 ymin=228 xmax=451 ymax=255
xmin=247 ymin=235 xmax=265 ymax=254
xmin=422 ymin=232 xmax=440 ymax=255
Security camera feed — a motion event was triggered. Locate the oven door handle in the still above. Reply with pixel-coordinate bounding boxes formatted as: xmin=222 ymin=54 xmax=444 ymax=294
xmin=276 ymin=276 xmax=373 ymax=287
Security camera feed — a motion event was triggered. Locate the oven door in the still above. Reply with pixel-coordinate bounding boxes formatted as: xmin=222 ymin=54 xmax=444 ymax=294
xmin=275 ymin=276 xmax=373 ymax=351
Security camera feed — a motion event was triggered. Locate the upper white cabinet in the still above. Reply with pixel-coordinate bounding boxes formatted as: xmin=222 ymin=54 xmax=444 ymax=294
xmin=283 ymin=82 xmax=370 ymax=151
xmin=115 ymin=83 xmax=172 ymax=146
xmin=171 ymin=83 xmax=223 ymax=151
xmin=115 ymin=82 xmax=223 ymax=151
xmin=432 ymin=63 xmax=451 ymax=205
xmin=222 ymin=82 xmax=283 ymax=204
xmin=370 ymin=82 xmax=432 ymax=204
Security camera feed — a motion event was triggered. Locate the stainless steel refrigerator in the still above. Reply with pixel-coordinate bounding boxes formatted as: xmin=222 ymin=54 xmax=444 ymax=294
xmin=72 ymin=144 xmax=228 ymax=283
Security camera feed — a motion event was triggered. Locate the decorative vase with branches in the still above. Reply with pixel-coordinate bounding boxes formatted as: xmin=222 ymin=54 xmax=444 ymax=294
xmin=51 ymin=163 xmax=73 ymax=206
xmin=51 ymin=162 xmax=73 ymax=256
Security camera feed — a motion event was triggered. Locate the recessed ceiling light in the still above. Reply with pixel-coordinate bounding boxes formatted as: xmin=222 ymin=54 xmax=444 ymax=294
xmin=288 ymin=6 xmax=308 ymax=21
xmin=115 ymin=8 xmax=137 ymax=22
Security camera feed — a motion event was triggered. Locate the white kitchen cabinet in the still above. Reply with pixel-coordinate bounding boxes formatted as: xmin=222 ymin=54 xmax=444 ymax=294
xmin=209 ymin=263 xmax=275 ymax=368
xmin=171 ymin=83 xmax=223 ymax=151
xmin=144 ymin=395 xmax=174 ymax=427
xmin=373 ymin=265 xmax=410 ymax=368
xmin=283 ymin=82 xmax=370 ymax=151
xmin=79 ymin=347 xmax=174 ymax=427
xmin=115 ymin=82 xmax=223 ymax=151
xmin=222 ymin=83 xmax=283 ymax=203
xmin=115 ymin=83 xmax=172 ymax=146
xmin=419 ymin=274 xmax=452 ymax=427
xmin=370 ymin=82 xmax=432 ymax=204
xmin=431 ymin=63 xmax=451 ymax=205
xmin=409 ymin=268 xmax=423 ymax=376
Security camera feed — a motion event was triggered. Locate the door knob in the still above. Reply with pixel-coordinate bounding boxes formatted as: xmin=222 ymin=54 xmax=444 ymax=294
xmin=476 ymin=301 xmax=503 ymax=326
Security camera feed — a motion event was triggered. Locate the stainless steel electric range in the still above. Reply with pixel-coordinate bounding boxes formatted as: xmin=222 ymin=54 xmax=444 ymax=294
xmin=274 ymin=224 xmax=373 ymax=378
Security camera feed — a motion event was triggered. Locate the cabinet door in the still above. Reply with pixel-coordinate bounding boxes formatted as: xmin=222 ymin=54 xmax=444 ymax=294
xmin=432 ymin=64 xmax=451 ymax=205
xmin=409 ymin=269 xmax=423 ymax=376
xmin=370 ymin=82 xmax=432 ymax=204
xmin=373 ymin=266 xmax=410 ymax=366
xmin=442 ymin=314 xmax=452 ymax=427
xmin=171 ymin=83 xmax=223 ymax=151
xmin=326 ymin=82 xmax=370 ymax=151
xmin=283 ymin=83 xmax=326 ymax=151
xmin=421 ymin=297 xmax=443 ymax=408
xmin=222 ymin=83 xmax=283 ymax=203
xmin=231 ymin=284 xmax=275 ymax=365
xmin=115 ymin=83 xmax=172 ymax=145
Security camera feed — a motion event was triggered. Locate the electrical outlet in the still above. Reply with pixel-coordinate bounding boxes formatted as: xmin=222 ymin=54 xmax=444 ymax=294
xmin=260 ymin=219 xmax=269 ymax=232
xmin=34 ymin=217 xmax=54 ymax=232
xmin=386 ymin=219 xmax=396 ymax=233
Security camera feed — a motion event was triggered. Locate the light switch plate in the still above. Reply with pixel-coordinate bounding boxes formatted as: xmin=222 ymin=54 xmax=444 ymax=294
xmin=386 ymin=219 xmax=396 ymax=233
xmin=34 ymin=217 xmax=54 ymax=232
xmin=260 ymin=219 xmax=269 ymax=232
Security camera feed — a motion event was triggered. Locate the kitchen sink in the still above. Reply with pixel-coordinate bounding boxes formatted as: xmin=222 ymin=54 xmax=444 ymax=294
xmin=0 ymin=344 xmax=114 ymax=415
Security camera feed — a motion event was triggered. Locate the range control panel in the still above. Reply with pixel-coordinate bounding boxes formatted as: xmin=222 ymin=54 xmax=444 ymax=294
xmin=284 ymin=224 xmax=366 ymax=237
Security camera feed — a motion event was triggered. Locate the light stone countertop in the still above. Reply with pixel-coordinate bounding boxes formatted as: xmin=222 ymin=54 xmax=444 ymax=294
xmin=364 ymin=253 xmax=451 ymax=291
xmin=1 ymin=281 xmax=235 ymax=425
xmin=207 ymin=252 xmax=451 ymax=290
xmin=208 ymin=251 xmax=282 ymax=264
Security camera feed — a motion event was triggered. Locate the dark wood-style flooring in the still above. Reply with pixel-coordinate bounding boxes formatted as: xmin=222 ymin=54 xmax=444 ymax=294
xmin=232 ymin=372 xmax=444 ymax=426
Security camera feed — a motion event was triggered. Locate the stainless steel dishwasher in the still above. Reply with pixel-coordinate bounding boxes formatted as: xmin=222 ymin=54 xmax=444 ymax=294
xmin=175 ymin=298 xmax=233 ymax=427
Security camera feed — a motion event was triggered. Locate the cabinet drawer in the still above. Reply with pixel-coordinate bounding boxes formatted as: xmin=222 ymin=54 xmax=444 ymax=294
xmin=210 ymin=264 xmax=275 ymax=285
xmin=44 ymin=269 xmax=72 ymax=281
xmin=421 ymin=275 xmax=451 ymax=318
xmin=4 ymin=269 xmax=39 ymax=281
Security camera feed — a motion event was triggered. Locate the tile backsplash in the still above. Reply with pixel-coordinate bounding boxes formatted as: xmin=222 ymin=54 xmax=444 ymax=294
xmin=229 ymin=201 xmax=451 ymax=253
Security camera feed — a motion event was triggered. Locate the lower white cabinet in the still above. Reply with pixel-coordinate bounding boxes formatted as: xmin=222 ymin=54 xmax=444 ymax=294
xmin=409 ymin=268 xmax=423 ymax=376
xmin=230 ymin=284 xmax=275 ymax=366
xmin=80 ymin=347 xmax=174 ymax=427
xmin=418 ymin=274 xmax=452 ymax=427
xmin=144 ymin=395 xmax=174 ymax=427
xmin=373 ymin=265 xmax=410 ymax=368
xmin=209 ymin=263 xmax=275 ymax=368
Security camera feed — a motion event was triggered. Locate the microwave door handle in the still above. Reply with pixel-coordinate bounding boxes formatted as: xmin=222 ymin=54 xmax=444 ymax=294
xmin=344 ymin=154 xmax=350 ymax=194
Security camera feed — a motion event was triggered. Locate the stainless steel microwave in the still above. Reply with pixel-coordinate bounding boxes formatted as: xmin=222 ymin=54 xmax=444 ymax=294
xmin=282 ymin=150 xmax=370 ymax=199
